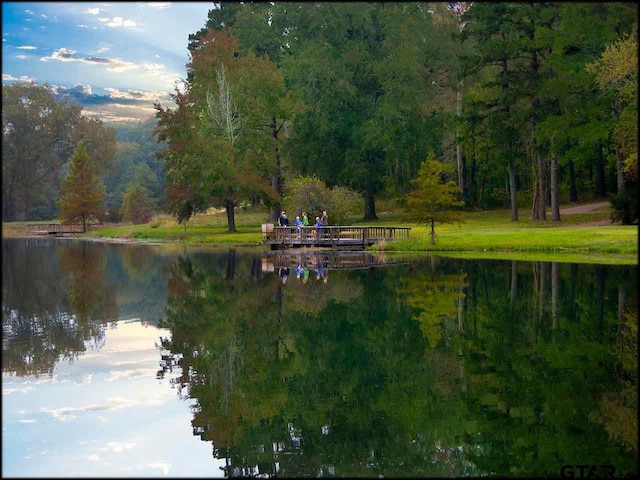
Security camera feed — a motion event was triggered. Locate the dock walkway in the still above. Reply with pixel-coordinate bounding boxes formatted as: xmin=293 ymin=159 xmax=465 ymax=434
xmin=262 ymin=225 xmax=410 ymax=250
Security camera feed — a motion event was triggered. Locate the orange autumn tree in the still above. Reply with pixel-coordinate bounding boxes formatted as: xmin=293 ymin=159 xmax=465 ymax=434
xmin=57 ymin=140 xmax=105 ymax=232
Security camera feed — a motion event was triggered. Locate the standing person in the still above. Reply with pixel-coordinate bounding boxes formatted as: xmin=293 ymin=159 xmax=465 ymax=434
xmin=301 ymin=211 xmax=309 ymax=240
xmin=294 ymin=215 xmax=302 ymax=237
xmin=278 ymin=211 xmax=289 ymax=227
xmin=320 ymin=210 xmax=328 ymax=238
xmin=314 ymin=216 xmax=322 ymax=238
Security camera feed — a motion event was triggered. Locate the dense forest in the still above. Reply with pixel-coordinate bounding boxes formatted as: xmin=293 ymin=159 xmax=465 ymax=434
xmin=156 ymin=1 xmax=638 ymax=227
xmin=2 ymin=2 xmax=637 ymax=225
xmin=1 ymin=83 xmax=166 ymax=222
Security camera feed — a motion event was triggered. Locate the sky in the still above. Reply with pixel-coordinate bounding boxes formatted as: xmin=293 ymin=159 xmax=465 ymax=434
xmin=2 ymin=320 xmax=225 ymax=477
xmin=2 ymin=2 xmax=216 ymax=122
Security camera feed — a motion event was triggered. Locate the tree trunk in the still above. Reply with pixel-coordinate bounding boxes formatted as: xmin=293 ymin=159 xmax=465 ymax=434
xmin=469 ymin=137 xmax=477 ymax=204
xmin=225 ymin=248 xmax=236 ymax=280
xmin=595 ymin=140 xmax=606 ymax=198
xmin=510 ymin=260 xmax=517 ymax=314
xmin=456 ymin=79 xmax=467 ymax=202
xmin=532 ymin=153 xmax=546 ymax=220
xmin=615 ymin=145 xmax=625 ymax=194
xmin=568 ymin=263 xmax=577 ymax=323
xmin=82 ymin=214 xmax=87 ymax=233
xmin=550 ymin=154 xmax=560 ymax=221
xmin=224 ymin=198 xmax=236 ymax=233
xmin=363 ymin=194 xmax=378 ymax=221
xmin=595 ymin=266 xmax=605 ymax=339
xmin=269 ymin=116 xmax=283 ymax=222
xmin=430 ymin=218 xmax=435 ymax=245
xmin=551 ymin=262 xmax=559 ymax=329
xmin=508 ymin=161 xmax=519 ymax=222
xmin=568 ymin=160 xmax=578 ymax=202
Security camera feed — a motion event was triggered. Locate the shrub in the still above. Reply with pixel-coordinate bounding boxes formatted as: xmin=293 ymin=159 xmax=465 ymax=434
xmin=283 ymin=176 xmax=362 ymax=225
xmin=610 ymin=187 xmax=639 ymax=225
xmin=120 ymin=185 xmax=156 ymax=224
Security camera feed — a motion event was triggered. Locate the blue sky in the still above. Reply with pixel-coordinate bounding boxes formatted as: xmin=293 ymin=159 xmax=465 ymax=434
xmin=3 ymin=320 xmax=224 ymax=477
xmin=2 ymin=2 xmax=215 ymax=122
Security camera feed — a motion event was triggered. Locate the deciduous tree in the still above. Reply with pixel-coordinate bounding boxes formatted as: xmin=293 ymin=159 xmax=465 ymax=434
xmin=120 ymin=185 xmax=155 ymax=224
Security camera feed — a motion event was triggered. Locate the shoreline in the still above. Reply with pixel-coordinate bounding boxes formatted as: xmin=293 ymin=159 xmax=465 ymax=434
xmin=5 ymin=232 xmax=637 ymax=265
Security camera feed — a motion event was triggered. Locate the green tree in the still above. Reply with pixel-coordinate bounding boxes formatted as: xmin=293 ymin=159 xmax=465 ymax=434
xmin=57 ymin=141 xmax=106 ymax=232
xmin=156 ymin=29 xmax=290 ymax=231
xmin=2 ymin=82 xmax=116 ymax=221
xmin=120 ymin=185 xmax=156 ymax=224
xmin=406 ymin=154 xmax=464 ymax=245
xmin=283 ymin=175 xmax=362 ymax=225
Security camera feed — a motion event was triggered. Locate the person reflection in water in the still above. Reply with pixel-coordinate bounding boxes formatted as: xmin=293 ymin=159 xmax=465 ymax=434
xmin=295 ymin=262 xmax=304 ymax=280
xmin=279 ymin=266 xmax=290 ymax=285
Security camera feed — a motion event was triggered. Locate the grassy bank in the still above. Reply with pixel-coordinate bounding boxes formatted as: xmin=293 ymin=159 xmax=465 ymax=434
xmin=3 ymin=203 xmax=637 ymax=264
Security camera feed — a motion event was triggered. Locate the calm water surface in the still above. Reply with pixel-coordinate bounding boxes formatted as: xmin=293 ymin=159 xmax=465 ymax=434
xmin=2 ymin=238 xmax=637 ymax=477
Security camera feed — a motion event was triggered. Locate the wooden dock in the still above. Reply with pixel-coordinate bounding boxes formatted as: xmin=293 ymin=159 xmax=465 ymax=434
xmin=262 ymin=225 xmax=410 ymax=250
xmin=25 ymin=224 xmax=100 ymax=236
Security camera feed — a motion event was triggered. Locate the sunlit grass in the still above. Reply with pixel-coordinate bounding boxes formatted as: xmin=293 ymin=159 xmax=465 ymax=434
xmin=4 ymin=202 xmax=636 ymax=263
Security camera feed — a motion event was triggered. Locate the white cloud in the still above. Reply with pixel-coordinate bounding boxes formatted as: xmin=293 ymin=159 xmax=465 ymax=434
xmin=25 ymin=9 xmax=34 ymax=15
xmin=3 ymin=386 xmax=36 ymax=394
xmin=98 ymin=442 xmax=136 ymax=453
xmin=16 ymin=55 xmax=27 ymax=59
xmin=77 ymin=24 xmax=90 ymax=28
xmin=94 ymin=46 xmax=109 ymax=54
xmin=17 ymin=419 xmax=37 ymax=423
xmin=41 ymin=396 xmax=165 ymax=421
xmin=148 ymin=462 xmax=171 ymax=475
xmin=86 ymin=455 xmax=101 ymax=462
xmin=41 ymin=14 xmax=47 ymax=19
xmin=105 ymin=368 xmax=157 ymax=382
xmin=42 ymin=47 xmax=77 ymax=62
xmin=83 ymin=8 xmax=100 ymax=15
xmin=103 ymin=87 xmax=168 ymax=102
xmin=99 ymin=16 xmax=137 ymax=28
xmin=17 ymin=45 xmax=37 ymax=50
xmin=40 ymin=48 xmax=138 ymax=72
xmin=147 ymin=2 xmax=172 ymax=8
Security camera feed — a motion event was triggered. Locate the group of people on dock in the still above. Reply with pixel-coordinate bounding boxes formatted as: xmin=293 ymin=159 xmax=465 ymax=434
xmin=278 ymin=210 xmax=328 ymax=237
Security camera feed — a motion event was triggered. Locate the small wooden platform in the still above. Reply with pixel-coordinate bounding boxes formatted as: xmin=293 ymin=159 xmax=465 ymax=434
xmin=25 ymin=224 xmax=100 ymax=236
xmin=262 ymin=225 xmax=410 ymax=250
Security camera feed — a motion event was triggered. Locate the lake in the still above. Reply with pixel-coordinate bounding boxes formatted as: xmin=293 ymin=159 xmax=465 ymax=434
xmin=2 ymin=238 xmax=637 ymax=477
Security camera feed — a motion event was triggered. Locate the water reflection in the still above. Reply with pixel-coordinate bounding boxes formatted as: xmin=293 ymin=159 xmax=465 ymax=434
xmin=160 ymin=252 xmax=637 ymax=477
xmin=2 ymin=239 xmax=171 ymax=378
xmin=2 ymin=239 xmax=637 ymax=477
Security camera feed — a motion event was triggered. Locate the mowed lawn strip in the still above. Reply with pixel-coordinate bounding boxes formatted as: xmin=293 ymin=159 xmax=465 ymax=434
xmin=4 ymin=204 xmax=637 ymax=261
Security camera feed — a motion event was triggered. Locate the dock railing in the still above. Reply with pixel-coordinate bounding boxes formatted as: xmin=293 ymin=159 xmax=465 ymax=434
xmin=262 ymin=225 xmax=410 ymax=246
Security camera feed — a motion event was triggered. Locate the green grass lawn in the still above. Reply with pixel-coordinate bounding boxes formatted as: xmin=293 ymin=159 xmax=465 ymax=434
xmin=3 ymin=204 xmax=637 ymax=264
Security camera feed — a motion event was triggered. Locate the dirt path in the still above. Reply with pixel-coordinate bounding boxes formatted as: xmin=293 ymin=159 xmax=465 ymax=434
xmin=559 ymin=201 xmax=609 ymax=215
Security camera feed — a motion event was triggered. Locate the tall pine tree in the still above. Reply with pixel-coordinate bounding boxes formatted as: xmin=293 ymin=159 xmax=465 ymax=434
xmin=57 ymin=141 xmax=105 ymax=232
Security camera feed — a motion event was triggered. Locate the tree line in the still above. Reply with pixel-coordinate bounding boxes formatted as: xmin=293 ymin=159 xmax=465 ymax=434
xmin=155 ymin=2 xmax=637 ymax=231
xmin=2 ymin=83 xmax=166 ymax=223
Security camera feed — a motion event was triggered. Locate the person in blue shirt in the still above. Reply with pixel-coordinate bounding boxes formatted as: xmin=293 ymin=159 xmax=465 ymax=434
xmin=294 ymin=215 xmax=302 ymax=237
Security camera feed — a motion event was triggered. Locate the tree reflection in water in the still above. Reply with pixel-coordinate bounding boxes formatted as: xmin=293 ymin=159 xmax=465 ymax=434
xmin=2 ymin=239 xmax=117 ymax=377
xmin=160 ymin=250 xmax=637 ymax=477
